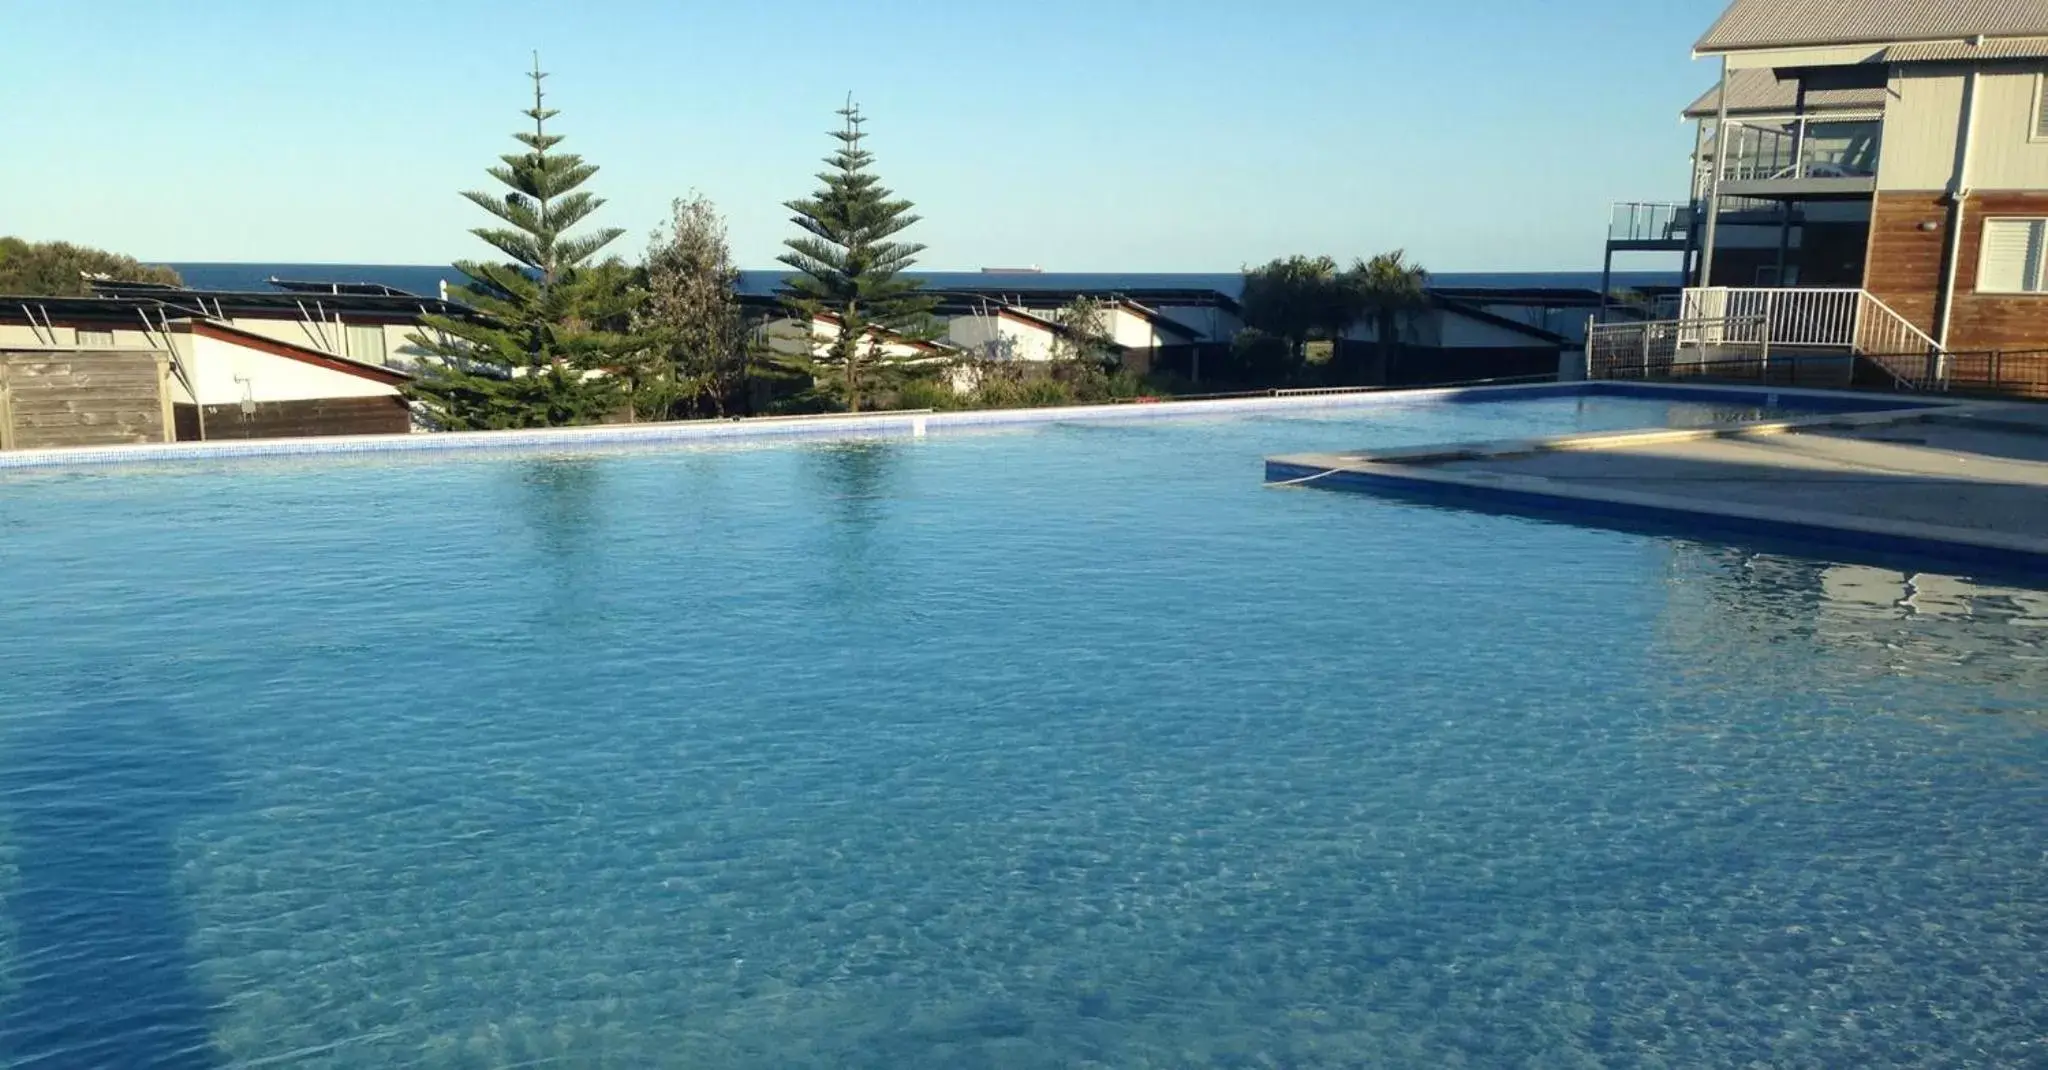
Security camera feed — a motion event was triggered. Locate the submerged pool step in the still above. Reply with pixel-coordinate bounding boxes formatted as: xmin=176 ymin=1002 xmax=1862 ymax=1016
xmin=1268 ymin=402 xmax=2048 ymax=579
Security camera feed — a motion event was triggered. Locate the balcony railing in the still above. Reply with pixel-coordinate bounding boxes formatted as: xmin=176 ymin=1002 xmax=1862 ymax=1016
xmin=1608 ymin=202 xmax=1691 ymax=244
xmin=1699 ymin=115 xmax=1883 ymax=187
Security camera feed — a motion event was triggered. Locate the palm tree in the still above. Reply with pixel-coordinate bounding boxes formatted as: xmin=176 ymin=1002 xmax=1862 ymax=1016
xmin=1346 ymin=251 xmax=1429 ymax=385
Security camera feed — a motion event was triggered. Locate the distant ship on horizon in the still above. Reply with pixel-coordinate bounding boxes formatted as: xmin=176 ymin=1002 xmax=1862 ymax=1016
xmin=979 ymin=266 xmax=1044 ymax=275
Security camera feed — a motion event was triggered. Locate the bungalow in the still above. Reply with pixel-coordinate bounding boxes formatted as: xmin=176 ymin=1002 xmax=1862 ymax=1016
xmin=757 ymin=310 xmax=953 ymax=363
xmin=944 ymin=304 xmax=1062 ymax=363
xmin=0 ymin=286 xmax=433 ymax=441
xmin=86 ymin=278 xmax=460 ymax=370
xmin=160 ymin=318 xmax=412 ymax=439
xmin=933 ymin=290 xmax=1221 ymax=378
xmin=1339 ymin=295 xmax=1571 ymax=386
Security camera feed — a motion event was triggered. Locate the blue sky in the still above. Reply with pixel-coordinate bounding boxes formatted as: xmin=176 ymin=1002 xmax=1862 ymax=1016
xmin=1 ymin=0 xmax=1723 ymax=271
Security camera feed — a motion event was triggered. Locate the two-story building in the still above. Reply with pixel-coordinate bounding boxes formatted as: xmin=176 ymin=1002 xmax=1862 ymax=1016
xmin=1603 ymin=0 xmax=2048 ymax=392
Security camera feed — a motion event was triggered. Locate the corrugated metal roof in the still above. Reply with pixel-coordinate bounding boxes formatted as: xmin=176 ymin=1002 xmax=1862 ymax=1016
xmin=1681 ymin=69 xmax=1890 ymax=118
xmin=1886 ymin=37 xmax=2048 ymax=61
xmin=1697 ymin=0 xmax=2048 ymax=54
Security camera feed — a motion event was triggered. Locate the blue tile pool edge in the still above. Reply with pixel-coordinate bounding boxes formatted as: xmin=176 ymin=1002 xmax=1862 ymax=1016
xmin=0 ymin=381 xmax=1949 ymax=473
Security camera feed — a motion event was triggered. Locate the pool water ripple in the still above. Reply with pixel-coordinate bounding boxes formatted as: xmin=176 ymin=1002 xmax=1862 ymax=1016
xmin=0 ymin=396 xmax=2041 ymax=1068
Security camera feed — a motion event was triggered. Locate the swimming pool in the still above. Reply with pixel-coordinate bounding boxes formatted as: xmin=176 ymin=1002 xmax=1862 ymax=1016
xmin=1 ymin=389 xmax=2040 ymax=1068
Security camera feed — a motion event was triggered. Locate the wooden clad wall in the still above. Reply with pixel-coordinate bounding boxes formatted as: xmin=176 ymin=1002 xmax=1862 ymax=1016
xmin=1863 ymin=192 xmax=1948 ymax=337
xmin=172 ymin=395 xmax=411 ymax=441
xmin=1947 ymin=191 xmax=2048 ymax=352
xmin=1867 ymin=191 xmax=2048 ymax=352
xmin=0 ymin=349 xmax=171 ymax=450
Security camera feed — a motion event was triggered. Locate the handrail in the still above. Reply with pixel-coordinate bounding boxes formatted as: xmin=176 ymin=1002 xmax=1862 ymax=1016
xmin=1858 ymin=289 xmax=1941 ymax=353
xmin=1677 ymin=287 xmax=1945 ymax=391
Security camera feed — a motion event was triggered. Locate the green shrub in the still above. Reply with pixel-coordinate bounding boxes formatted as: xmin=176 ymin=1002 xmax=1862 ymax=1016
xmin=1227 ymin=328 xmax=1297 ymax=385
xmin=1020 ymin=378 xmax=1075 ymax=407
xmin=894 ymin=377 xmax=958 ymax=411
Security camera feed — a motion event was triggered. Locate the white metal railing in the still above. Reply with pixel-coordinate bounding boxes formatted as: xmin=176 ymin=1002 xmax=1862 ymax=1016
xmin=1586 ymin=315 xmax=1770 ymax=380
xmin=1680 ymin=287 xmax=1945 ymax=388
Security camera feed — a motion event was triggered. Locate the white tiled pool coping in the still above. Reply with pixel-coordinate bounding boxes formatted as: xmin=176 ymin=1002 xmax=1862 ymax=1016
xmin=0 ymin=381 xmax=1951 ymax=472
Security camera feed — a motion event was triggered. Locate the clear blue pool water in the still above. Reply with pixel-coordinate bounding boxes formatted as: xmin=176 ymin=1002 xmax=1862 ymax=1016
xmin=0 ymin=393 xmax=2042 ymax=1069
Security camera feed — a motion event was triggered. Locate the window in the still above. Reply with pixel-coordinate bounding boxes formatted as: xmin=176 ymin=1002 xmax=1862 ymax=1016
xmin=75 ymin=328 xmax=113 ymax=346
xmin=2036 ymin=73 xmax=2048 ymax=141
xmin=1979 ymin=218 xmax=2048 ymax=294
xmin=345 ymin=324 xmax=387 ymax=363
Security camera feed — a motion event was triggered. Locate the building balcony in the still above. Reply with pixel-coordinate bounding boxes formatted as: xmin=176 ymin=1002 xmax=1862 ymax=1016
xmin=1607 ymin=202 xmax=1693 ymax=251
xmin=1698 ymin=116 xmax=1882 ymax=200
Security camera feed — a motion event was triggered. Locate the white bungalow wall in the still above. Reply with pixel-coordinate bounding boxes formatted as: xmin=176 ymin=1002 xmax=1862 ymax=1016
xmin=182 ymin=333 xmax=399 ymax=405
xmin=1101 ymin=306 xmax=1168 ymax=350
xmin=1148 ymin=303 xmax=1241 ymax=343
xmin=219 ymin=314 xmax=345 ymax=354
xmin=763 ymin=316 xmax=937 ymax=361
xmin=1342 ymin=309 xmax=1545 ymax=349
xmin=199 ymin=313 xmax=425 ymax=369
xmin=945 ymin=312 xmax=1056 ymax=362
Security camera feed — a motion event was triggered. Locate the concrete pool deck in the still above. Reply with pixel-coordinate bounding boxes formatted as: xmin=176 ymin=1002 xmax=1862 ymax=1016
xmin=1267 ymin=402 xmax=2048 ymax=575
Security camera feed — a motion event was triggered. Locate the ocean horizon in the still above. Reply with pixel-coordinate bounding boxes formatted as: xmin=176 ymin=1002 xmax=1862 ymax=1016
xmin=164 ymin=263 xmax=1682 ymax=300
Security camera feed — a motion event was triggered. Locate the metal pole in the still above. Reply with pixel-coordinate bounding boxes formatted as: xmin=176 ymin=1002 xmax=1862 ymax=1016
xmin=1760 ymin=310 xmax=1772 ymax=379
xmin=1583 ymin=315 xmax=1595 ymax=381
xmin=1599 ymin=243 xmax=1614 ymax=324
xmin=1790 ymin=81 xmax=1809 ymax=179
xmin=1684 ymin=121 xmax=1706 ymax=284
xmin=0 ymin=359 xmax=13 ymax=451
xmin=1933 ymin=68 xmax=1980 ymax=375
xmin=1699 ymin=57 xmax=1730 ymax=288
xmin=1775 ymin=200 xmax=1794 ymax=284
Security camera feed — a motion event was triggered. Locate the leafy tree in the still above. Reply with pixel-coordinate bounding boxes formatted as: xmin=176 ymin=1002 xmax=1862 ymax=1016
xmin=1240 ymin=255 xmax=1357 ymax=374
xmin=1049 ymin=297 xmax=1117 ymax=368
xmin=1344 ymin=250 xmax=1429 ymax=384
xmin=777 ymin=99 xmax=937 ymax=412
xmin=637 ymin=193 xmax=745 ymax=418
xmin=0 ymin=237 xmax=181 ymax=296
xmin=405 ymin=56 xmax=641 ymax=430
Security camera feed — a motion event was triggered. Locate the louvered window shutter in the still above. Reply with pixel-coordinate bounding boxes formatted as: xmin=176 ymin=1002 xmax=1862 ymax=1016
xmin=1979 ymin=219 xmax=2047 ymax=294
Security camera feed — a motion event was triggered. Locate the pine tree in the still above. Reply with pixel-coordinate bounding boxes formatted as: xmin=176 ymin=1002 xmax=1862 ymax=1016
xmin=777 ymin=99 xmax=936 ymax=412
xmin=406 ymin=55 xmax=639 ymax=429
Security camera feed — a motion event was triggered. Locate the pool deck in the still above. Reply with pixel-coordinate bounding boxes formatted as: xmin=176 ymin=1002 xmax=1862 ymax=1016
xmin=1267 ymin=401 xmax=2048 ymax=575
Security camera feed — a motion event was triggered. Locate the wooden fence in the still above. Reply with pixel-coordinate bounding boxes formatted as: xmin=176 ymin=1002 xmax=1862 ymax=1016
xmin=0 ymin=348 xmax=175 ymax=450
